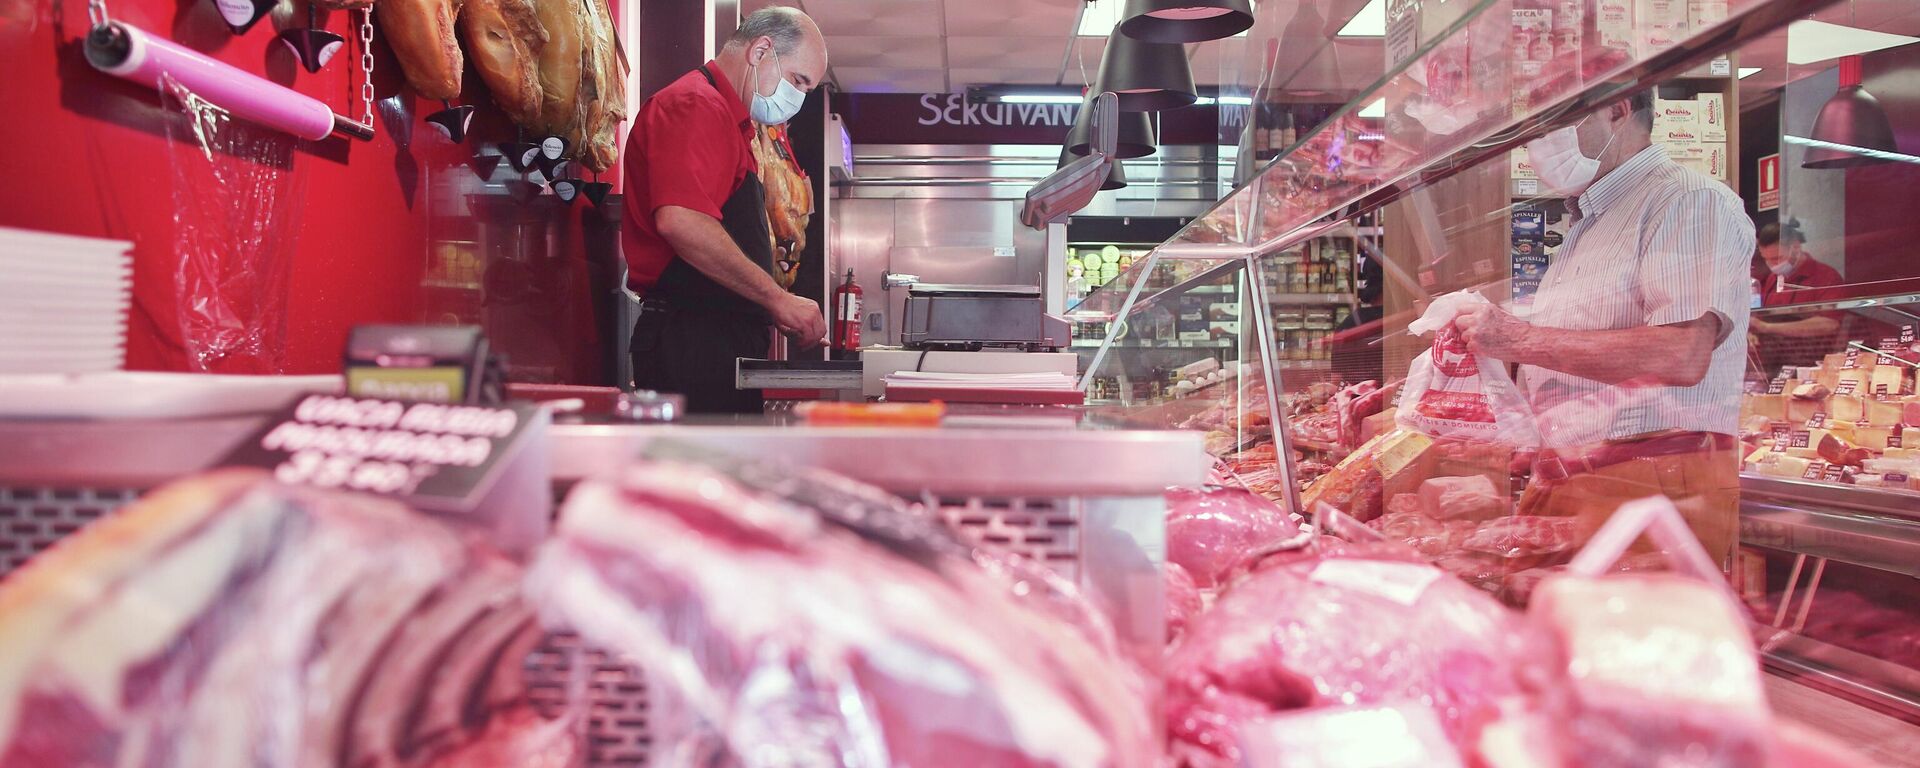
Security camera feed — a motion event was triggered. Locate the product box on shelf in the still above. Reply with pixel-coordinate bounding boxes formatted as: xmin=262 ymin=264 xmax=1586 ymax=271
xmin=1699 ymin=91 xmax=1728 ymax=142
xmin=1636 ymin=0 xmax=1690 ymax=55
xmin=1596 ymin=0 xmax=1635 ymax=52
xmin=1655 ymin=98 xmax=1702 ymax=134
xmin=1512 ymin=8 xmax=1555 ymax=78
xmin=1687 ymin=0 xmax=1729 ymax=30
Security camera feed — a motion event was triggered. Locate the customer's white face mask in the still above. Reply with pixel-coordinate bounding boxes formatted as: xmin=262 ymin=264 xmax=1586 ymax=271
xmin=748 ymin=48 xmax=807 ymax=125
xmin=1526 ymin=115 xmax=1620 ymax=197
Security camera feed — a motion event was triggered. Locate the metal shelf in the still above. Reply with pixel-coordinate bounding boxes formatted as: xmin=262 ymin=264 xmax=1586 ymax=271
xmin=1760 ymin=629 xmax=1920 ymax=725
xmin=1070 ymin=339 xmax=1236 ymax=349
xmin=1743 ymin=475 xmax=1920 ymax=521
xmin=1264 ymin=293 xmax=1352 ymax=304
xmin=1749 ymin=290 xmax=1920 ymax=317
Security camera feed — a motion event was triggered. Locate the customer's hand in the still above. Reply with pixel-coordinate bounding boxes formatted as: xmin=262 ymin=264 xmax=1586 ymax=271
xmin=1452 ymin=302 xmax=1532 ymax=361
xmin=769 ymin=294 xmax=827 ymax=348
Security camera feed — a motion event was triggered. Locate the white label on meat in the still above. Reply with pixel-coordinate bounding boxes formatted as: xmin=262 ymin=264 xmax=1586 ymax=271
xmin=1310 ymin=560 xmax=1443 ymax=606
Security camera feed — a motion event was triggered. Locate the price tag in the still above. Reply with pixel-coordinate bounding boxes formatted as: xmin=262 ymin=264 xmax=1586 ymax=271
xmin=1843 ymin=349 xmax=1862 ymax=369
xmin=1709 ymin=57 xmax=1732 ymax=76
xmin=1802 ymin=462 xmax=1826 ymax=481
xmin=1890 ymin=472 xmax=1912 ymax=483
xmin=1767 ymin=377 xmax=1787 ymax=395
xmin=1892 ymin=434 xmax=1905 ymax=449
xmin=1879 ymin=338 xmax=1900 ymax=366
xmin=1790 ymin=430 xmax=1812 ymax=449
xmin=222 ymin=394 xmax=538 ymax=511
xmin=1806 ymin=412 xmax=1826 ymax=429
xmin=1902 ymin=325 xmax=1915 ymax=344
xmin=1771 ymin=426 xmax=1790 ymax=451
xmin=1514 ymin=179 xmax=1541 ymax=197
xmin=1835 ymin=379 xmax=1858 ymax=396
xmin=1823 ymin=464 xmax=1846 ymax=482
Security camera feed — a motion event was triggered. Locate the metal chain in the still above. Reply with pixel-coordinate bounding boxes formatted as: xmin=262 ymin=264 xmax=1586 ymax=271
xmin=357 ymin=7 xmax=375 ymax=126
xmin=87 ymin=0 xmax=110 ymax=28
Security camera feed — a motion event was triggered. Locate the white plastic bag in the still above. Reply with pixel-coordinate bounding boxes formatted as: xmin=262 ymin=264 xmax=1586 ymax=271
xmin=1397 ymin=291 xmax=1542 ymax=448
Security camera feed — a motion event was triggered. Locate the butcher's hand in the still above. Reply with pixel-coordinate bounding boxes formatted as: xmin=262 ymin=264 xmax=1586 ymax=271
xmin=1452 ymin=302 xmax=1533 ymax=362
xmin=770 ymin=294 xmax=828 ymax=348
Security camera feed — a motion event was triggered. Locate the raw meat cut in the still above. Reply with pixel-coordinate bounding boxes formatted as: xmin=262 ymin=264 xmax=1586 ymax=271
xmin=1166 ymin=486 xmax=1303 ymax=588
xmin=1529 ymin=573 xmax=1770 ymax=768
xmin=1165 ymin=550 xmax=1548 ymax=767
xmin=1331 ymin=380 xmax=1391 ymax=451
xmin=525 ymin=450 xmax=1154 ymax=768
xmin=1365 ymin=511 xmax=1472 ymax=557
xmin=1418 ymin=475 xmax=1506 ymax=521
xmin=0 ymin=470 xmax=568 ymax=768
xmin=1166 ymin=562 xmax=1203 ymax=642
xmin=1460 ymin=516 xmax=1580 ymax=560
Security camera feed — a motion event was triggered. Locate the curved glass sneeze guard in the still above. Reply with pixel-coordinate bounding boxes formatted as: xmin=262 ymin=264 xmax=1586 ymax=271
xmin=1167 ymin=0 xmax=1831 ymax=257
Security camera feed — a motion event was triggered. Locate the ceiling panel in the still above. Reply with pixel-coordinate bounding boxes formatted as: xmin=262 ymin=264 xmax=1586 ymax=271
xmin=833 ymin=67 xmax=950 ymax=93
xmin=949 ymin=68 xmax=1069 ymax=89
xmin=825 ymin=35 xmax=947 ymax=69
xmin=943 ymin=0 xmax=1079 ymax=37
xmin=784 ymin=0 xmax=935 ymax=37
xmin=946 ymin=36 xmax=1067 ymax=69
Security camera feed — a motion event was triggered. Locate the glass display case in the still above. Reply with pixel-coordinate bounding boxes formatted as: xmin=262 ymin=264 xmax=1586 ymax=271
xmin=1076 ymin=0 xmax=1920 ymax=735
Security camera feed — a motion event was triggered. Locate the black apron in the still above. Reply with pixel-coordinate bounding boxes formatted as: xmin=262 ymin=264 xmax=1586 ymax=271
xmin=629 ymin=65 xmax=776 ymax=415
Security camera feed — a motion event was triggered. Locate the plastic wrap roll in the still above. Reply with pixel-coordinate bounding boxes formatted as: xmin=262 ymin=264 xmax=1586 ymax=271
xmin=84 ymin=22 xmax=342 ymax=141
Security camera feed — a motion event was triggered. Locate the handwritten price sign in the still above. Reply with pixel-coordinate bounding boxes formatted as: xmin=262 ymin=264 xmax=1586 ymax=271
xmin=225 ymin=394 xmax=535 ymax=510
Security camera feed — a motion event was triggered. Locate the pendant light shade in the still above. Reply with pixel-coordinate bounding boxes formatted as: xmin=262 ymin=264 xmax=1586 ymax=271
xmin=1067 ymin=101 xmax=1158 ymax=158
xmin=1803 ymin=56 xmax=1899 ymax=169
xmin=1118 ymin=0 xmax=1254 ymax=43
xmin=1095 ymin=31 xmax=1197 ymax=111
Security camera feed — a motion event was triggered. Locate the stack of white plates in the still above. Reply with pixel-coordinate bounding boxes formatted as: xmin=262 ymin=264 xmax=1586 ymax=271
xmin=0 ymin=227 xmax=132 ymax=374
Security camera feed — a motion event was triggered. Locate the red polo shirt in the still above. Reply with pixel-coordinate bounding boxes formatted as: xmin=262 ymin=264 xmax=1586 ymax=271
xmin=621 ymin=61 xmax=759 ymax=293
xmin=1759 ymin=254 xmax=1844 ymax=307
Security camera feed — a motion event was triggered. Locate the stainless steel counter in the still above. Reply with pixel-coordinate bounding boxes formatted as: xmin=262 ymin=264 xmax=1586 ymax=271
xmin=0 ymin=417 xmax=1205 ymax=498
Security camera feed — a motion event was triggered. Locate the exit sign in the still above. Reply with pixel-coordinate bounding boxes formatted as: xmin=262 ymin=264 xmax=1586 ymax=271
xmin=1757 ymin=153 xmax=1781 ymax=211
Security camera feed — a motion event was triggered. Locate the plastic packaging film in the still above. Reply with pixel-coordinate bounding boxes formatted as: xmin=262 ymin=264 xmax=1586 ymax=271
xmin=521 ymin=446 xmax=1156 ymax=767
xmin=160 ymin=74 xmax=299 ymax=374
xmin=0 ymin=469 xmax=583 ymax=767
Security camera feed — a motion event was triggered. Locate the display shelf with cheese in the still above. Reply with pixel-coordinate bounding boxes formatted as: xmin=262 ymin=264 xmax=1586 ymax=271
xmin=1741 ymin=292 xmax=1920 ymax=498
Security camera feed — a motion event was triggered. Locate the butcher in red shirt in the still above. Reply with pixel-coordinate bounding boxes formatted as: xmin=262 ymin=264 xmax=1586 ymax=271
xmin=621 ymin=7 xmax=828 ymax=413
xmin=1751 ymin=220 xmax=1847 ymax=370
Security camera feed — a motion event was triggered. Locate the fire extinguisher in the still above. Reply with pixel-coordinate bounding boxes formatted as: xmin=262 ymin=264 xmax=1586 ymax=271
xmin=833 ymin=269 xmax=863 ymax=352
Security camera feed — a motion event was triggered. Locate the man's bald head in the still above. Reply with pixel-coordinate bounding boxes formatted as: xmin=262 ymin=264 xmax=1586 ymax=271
xmin=724 ymin=7 xmax=828 ymax=96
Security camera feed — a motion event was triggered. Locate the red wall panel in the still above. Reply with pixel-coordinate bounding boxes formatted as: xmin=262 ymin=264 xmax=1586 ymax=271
xmin=0 ymin=0 xmax=614 ymax=381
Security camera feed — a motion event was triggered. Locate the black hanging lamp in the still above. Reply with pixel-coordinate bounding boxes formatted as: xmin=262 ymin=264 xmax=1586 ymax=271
xmin=1118 ymin=0 xmax=1253 ymax=43
xmin=1102 ymin=158 xmax=1128 ymax=190
xmin=1095 ymin=30 xmax=1197 ymax=111
xmin=1802 ymin=55 xmax=1899 ymax=169
xmin=1067 ymin=98 xmax=1157 ymax=158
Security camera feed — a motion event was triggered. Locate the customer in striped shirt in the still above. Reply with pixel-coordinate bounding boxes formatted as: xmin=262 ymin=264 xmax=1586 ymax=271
xmin=1453 ymin=91 xmax=1755 ymax=571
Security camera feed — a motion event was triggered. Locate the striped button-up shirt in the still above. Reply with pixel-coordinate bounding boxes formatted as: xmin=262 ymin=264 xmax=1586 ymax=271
xmin=1521 ymin=144 xmax=1755 ymax=447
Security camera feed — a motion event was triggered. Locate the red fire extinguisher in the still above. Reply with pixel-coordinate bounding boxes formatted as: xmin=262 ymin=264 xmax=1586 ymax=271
xmin=833 ymin=269 xmax=863 ymax=351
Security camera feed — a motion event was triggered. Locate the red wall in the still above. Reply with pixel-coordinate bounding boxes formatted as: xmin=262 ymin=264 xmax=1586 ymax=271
xmin=0 ymin=0 xmax=613 ymax=381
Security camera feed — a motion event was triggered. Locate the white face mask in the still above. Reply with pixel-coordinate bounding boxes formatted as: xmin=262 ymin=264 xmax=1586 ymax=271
xmin=1528 ymin=112 xmax=1627 ymax=198
xmin=1768 ymin=257 xmax=1797 ymax=277
xmin=748 ymin=49 xmax=807 ymax=125
xmin=1526 ymin=123 xmax=1601 ymax=197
